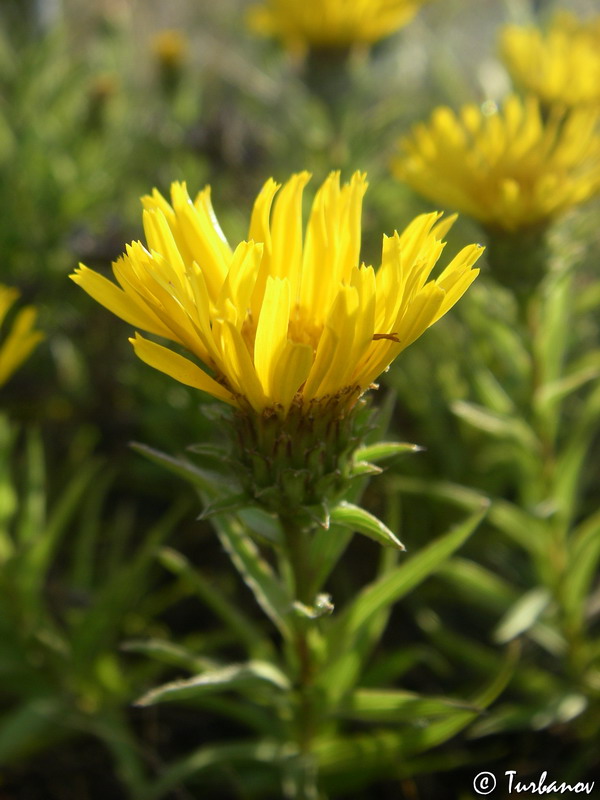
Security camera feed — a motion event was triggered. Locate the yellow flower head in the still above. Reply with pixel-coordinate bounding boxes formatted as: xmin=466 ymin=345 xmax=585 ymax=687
xmin=151 ymin=29 xmax=188 ymax=70
xmin=501 ymin=12 xmax=600 ymax=110
xmin=247 ymin=0 xmax=428 ymax=52
xmin=0 ymin=285 xmax=44 ymax=388
xmin=71 ymin=173 xmax=482 ymax=416
xmin=392 ymin=95 xmax=600 ymax=233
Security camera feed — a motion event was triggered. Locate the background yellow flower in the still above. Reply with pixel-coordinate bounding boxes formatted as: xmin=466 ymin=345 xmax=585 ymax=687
xmin=247 ymin=0 xmax=429 ymax=52
xmin=0 ymin=285 xmax=44 ymax=388
xmin=71 ymin=172 xmax=481 ymax=415
xmin=392 ymin=95 xmax=600 ymax=233
xmin=501 ymin=12 xmax=600 ymax=110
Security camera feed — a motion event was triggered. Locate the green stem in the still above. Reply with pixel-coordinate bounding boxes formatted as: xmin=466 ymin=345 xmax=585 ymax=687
xmin=523 ymin=271 xmax=587 ymax=679
xmin=280 ymin=515 xmax=319 ymax=800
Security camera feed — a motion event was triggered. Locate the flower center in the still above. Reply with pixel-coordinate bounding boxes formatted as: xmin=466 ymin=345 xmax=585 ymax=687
xmin=241 ymin=304 xmax=324 ymax=360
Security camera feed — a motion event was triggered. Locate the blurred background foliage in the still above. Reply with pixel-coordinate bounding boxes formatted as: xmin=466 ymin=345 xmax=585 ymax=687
xmin=0 ymin=0 xmax=599 ymax=797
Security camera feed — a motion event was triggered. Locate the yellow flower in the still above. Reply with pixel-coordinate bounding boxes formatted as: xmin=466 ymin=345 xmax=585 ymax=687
xmin=392 ymin=95 xmax=600 ymax=233
xmin=0 ymin=285 xmax=44 ymax=388
xmin=247 ymin=0 xmax=428 ymax=52
xmin=151 ymin=29 xmax=188 ymax=70
xmin=501 ymin=12 xmax=600 ymax=110
xmin=71 ymin=172 xmax=482 ymax=416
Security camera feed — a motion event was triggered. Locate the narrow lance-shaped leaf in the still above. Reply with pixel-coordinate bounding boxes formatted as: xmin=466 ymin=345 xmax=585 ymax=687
xmin=563 ymin=508 xmax=600 ymax=628
xmin=135 ymin=661 xmax=291 ymax=707
xmin=390 ymin=475 xmax=547 ymax=558
xmin=335 ymin=506 xmax=487 ymax=639
xmin=121 ymin=638 xmax=216 ymax=673
xmin=451 ymin=400 xmax=539 ymax=452
xmin=338 ymin=688 xmax=477 ymax=723
xmin=209 ymin=508 xmax=294 ymax=640
xmin=131 ymin=441 xmax=238 ymax=493
xmin=17 ymin=458 xmax=101 ymax=614
xmin=493 ymin=587 xmax=551 ymax=644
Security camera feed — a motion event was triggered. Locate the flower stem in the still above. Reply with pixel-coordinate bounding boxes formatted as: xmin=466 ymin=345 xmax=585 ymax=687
xmin=281 ymin=515 xmax=319 ymax=800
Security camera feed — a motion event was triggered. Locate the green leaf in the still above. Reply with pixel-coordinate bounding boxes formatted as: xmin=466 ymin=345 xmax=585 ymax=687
xmin=72 ymin=502 xmax=186 ymax=668
xmin=535 ymin=363 xmax=600 ymax=409
xmin=135 ymin=661 xmax=290 ymax=707
xmin=535 ymin=269 xmax=572 ymax=389
xmin=315 ymin=718 xmax=476 ymax=785
xmin=437 ymin=557 xmax=517 ymax=612
xmin=211 ymin=512 xmax=293 ymax=640
xmin=0 ymin=698 xmax=62 ymax=763
xmin=388 ymin=476 xmax=549 ymax=558
xmin=0 ymin=415 xmax=18 ymax=559
xmin=493 ymin=588 xmax=551 ymax=644
xmin=131 ymin=442 xmax=237 ymax=493
xmin=330 ymin=501 xmax=405 ymax=550
xmin=353 ymin=441 xmax=422 ymax=464
xmin=488 ymin=500 xmax=547 ymax=557
xmin=186 ymin=442 xmax=232 ymax=460
xmin=121 ymin=638 xmax=217 ymax=673
xmin=471 ymin=365 xmax=515 ymax=415
xmin=157 ymin=546 xmax=270 ymax=657
xmin=451 ymin=400 xmax=540 ymax=452
xmin=320 ymin=507 xmax=487 ymax=702
xmin=17 ymin=428 xmax=46 ymax=545
xmin=437 ymin=558 xmax=565 ymax=655
xmin=17 ymin=459 xmax=101 ymax=614
xmin=552 ymin=385 xmax=600 ymax=526
xmin=333 ymin=506 xmax=486 ymax=640
xmin=145 ymin=739 xmax=285 ymax=800
xmin=563 ymin=509 xmax=600 ymax=628
xmin=338 ymin=688 xmax=476 ymax=723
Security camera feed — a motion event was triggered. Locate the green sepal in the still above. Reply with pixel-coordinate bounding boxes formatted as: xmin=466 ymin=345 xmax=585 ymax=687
xmin=280 ymin=468 xmax=313 ymax=506
xmin=354 ymin=441 xmax=423 ymax=464
xmin=304 ymin=500 xmax=331 ymax=530
xmin=348 ymin=461 xmax=383 ymax=478
xmin=330 ymin=501 xmax=405 ymax=550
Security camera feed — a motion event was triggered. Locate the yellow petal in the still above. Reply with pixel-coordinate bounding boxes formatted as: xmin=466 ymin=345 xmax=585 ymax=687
xmin=130 ymin=333 xmax=235 ymax=405
xmin=254 ymin=275 xmax=291 ymax=395
xmin=271 ymin=340 xmax=313 ymax=411
xmin=70 ymin=264 xmax=171 ymax=338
